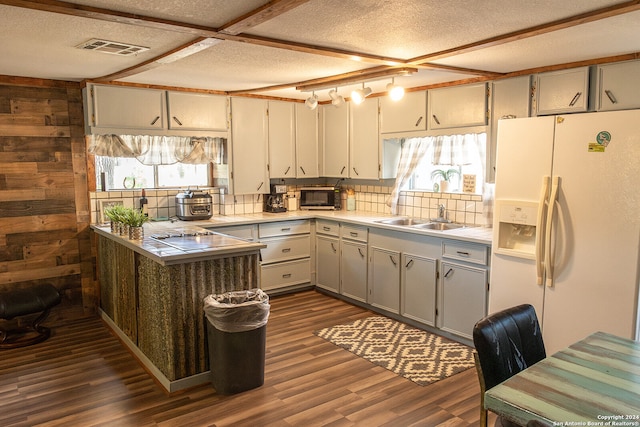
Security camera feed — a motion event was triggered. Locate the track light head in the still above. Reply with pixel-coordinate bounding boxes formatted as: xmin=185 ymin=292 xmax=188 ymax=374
xmin=305 ymin=92 xmax=318 ymax=110
xmin=329 ymin=89 xmax=345 ymax=107
xmin=351 ymin=83 xmax=372 ymax=105
xmin=386 ymin=78 xmax=405 ymax=101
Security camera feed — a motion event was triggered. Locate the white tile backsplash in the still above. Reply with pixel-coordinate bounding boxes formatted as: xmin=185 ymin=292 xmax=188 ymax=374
xmin=89 ymin=184 xmax=487 ymax=226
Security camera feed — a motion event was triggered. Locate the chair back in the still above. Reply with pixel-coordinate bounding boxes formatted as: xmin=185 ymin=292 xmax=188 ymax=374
xmin=473 ymin=304 xmax=546 ymax=390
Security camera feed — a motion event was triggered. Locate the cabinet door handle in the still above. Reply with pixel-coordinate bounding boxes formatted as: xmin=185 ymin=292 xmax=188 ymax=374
xmin=299 ymin=166 xmax=306 ymax=175
xmin=281 ymin=227 xmax=290 ymax=232
xmin=569 ymin=92 xmax=582 ymax=107
xmin=256 ymin=182 xmax=264 ymax=191
xmin=405 ymin=259 xmax=414 ymax=268
xmin=415 ymin=116 xmax=423 ymax=127
xmin=604 ymin=89 xmax=618 ymax=104
xmin=282 ymin=273 xmax=292 ymax=278
xmin=340 ymin=166 xmax=346 ymax=174
xmin=389 ymin=255 xmax=397 ymax=266
xmin=444 ymin=268 xmax=454 ymax=278
xmin=350 ymin=232 xmax=358 ymax=237
xmin=330 ymin=242 xmax=337 ymax=253
xmin=431 ymin=114 xmax=440 ymax=125
xmin=456 ymin=251 xmax=470 ymax=257
xmin=172 ymin=116 xmax=183 ymax=126
xmin=150 ymin=116 xmax=160 ymax=125
xmin=358 ymin=247 xmax=364 ymax=258
xmin=281 ymin=248 xmax=291 ymax=253
xmin=323 ymin=226 xmax=331 ymax=231
xmin=352 ymin=167 xmax=359 ymax=176
xmin=284 ymin=166 xmax=291 ymax=175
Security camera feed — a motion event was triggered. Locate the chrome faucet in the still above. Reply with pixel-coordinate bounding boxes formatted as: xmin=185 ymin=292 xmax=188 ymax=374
xmin=435 ymin=204 xmax=449 ymax=222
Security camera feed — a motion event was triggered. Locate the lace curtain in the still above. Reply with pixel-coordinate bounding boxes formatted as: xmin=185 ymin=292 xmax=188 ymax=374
xmin=88 ymin=134 xmax=225 ymax=165
xmin=388 ymin=133 xmax=489 ymax=216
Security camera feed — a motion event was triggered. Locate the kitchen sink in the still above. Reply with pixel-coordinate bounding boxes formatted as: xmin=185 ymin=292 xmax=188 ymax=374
xmin=412 ymin=222 xmax=467 ymax=231
xmin=375 ymin=217 xmax=429 ymax=226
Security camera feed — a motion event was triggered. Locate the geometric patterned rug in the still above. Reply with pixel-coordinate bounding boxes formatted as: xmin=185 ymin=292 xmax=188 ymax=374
xmin=314 ymin=316 xmax=475 ymax=386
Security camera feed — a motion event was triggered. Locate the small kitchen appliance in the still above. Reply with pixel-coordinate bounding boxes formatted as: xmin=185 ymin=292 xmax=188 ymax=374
xmin=264 ymin=184 xmax=287 ymax=213
xmin=175 ymin=190 xmax=213 ymax=220
xmin=299 ymin=186 xmax=341 ymax=210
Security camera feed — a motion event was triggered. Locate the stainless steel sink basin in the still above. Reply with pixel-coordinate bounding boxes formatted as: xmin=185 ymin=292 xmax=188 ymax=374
xmin=412 ymin=222 xmax=467 ymax=231
xmin=375 ymin=217 xmax=429 ymax=226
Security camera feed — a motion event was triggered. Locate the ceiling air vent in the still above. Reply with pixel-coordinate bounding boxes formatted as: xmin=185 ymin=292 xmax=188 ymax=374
xmin=76 ymin=39 xmax=149 ymax=56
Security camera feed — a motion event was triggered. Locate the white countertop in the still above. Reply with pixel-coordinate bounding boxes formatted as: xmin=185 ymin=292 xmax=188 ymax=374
xmin=181 ymin=210 xmax=494 ymax=245
xmin=92 ymin=211 xmax=492 ymax=266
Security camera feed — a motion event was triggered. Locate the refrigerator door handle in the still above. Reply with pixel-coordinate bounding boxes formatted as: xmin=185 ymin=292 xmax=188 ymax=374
xmin=536 ymin=176 xmax=550 ymax=286
xmin=544 ymin=176 xmax=560 ymax=287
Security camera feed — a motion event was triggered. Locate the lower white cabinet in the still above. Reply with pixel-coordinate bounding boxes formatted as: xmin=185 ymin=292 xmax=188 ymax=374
xmin=316 ymin=234 xmax=340 ymax=293
xmin=438 ymin=261 xmax=487 ymax=340
xmin=437 ymin=240 xmax=489 ymax=339
xmin=340 ymin=225 xmax=367 ymax=302
xmin=259 ymin=220 xmax=311 ymax=292
xmin=401 ymin=253 xmax=437 ymax=326
xmin=369 ymin=246 xmax=400 ymax=314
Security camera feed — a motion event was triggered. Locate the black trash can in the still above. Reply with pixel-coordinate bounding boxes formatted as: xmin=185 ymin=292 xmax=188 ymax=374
xmin=203 ymin=289 xmax=270 ymax=394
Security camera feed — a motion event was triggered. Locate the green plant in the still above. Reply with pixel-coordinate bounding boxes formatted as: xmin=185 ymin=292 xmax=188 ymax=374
xmin=122 ymin=208 xmax=149 ymax=227
xmin=430 ymin=168 xmax=460 ymax=182
xmin=104 ymin=204 xmax=127 ymax=223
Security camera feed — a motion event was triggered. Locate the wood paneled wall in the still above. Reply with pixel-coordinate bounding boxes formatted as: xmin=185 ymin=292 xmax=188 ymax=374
xmin=0 ymin=79 xmax=96 ymax=322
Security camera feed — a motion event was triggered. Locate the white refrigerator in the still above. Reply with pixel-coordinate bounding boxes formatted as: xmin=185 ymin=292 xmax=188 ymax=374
xmin=489 ymin=109 xmax=640 ymax=354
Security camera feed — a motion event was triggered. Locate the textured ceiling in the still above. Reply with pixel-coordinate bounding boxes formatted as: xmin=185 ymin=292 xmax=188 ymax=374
xmin=0 ymin=0 xmax=639 ymax=101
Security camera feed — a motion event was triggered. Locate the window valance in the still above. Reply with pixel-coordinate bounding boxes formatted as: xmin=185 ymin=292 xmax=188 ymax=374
xmin=88 ymin=134 xmax=225 ymax=165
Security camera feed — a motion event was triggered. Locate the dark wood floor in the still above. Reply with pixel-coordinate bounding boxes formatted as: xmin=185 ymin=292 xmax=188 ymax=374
xmin=0 ymin=290 xmax=496 ymax=427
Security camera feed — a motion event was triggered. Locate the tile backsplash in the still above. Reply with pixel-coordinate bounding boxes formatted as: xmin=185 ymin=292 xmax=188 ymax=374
xmin=90 ymin=184 xmax=488 ymax=226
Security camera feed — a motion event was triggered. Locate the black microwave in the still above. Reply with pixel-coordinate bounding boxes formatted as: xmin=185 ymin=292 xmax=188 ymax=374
xmin=299 ymin=187 xmax=341 ymax=210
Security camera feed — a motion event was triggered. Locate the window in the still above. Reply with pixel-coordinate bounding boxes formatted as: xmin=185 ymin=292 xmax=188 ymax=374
xmin=95 ymin=156 xmax=209 ymax=190
xmin=410 ymin=133 xmax=486 ymax=194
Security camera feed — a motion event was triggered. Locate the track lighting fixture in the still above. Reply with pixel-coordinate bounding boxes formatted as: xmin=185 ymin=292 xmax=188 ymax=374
xmin=351 ymin=83 xmax=372 ymax=105
xmin=328 ymin=89 xmax=345 ymax=107
xmin=386 ymin=78 xmax=405 ymax=101
xmin=305 ymin=91 xmax=318 ymax=110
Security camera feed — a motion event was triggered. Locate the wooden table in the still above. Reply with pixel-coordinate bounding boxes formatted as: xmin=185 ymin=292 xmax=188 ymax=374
xmin=484 ymin=331 xmax=640 ymax=425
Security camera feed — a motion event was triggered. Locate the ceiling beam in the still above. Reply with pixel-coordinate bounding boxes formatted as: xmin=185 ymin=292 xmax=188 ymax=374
xmin=409 ymin=0 xmax=640 ymax=64
xmin=218 ymin=0 xmax=311 ymax=35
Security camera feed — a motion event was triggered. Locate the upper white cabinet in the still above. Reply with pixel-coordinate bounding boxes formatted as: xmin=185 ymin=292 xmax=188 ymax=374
xmin=230 ymin=97 xmax=269 ymax=195
xmin=89 ymin=85 xmax=165 ymax=130
xmin=268 ymin=101 xmax=296 ymax=179
xmin=428 ymin=83 xmax=488 ymax=129
xmin=295 ymin=103 xmax=319 ymax=178
xmin=166 ymin=91 xmax=227 ymax=131
xmin=349 ymin=98 xmax=379 ymax=180
xmin=380 ymin=91 xmax=427 ymax=133
xmin=596 ymin=60 xmax=640 ymax=111
xmin=322 ymin=104 xmax=349 ymax=177
xmin=535 ymin=67 xmax=590 ymax=115
xmin=488 ymin=76 xmax=532 ymax=182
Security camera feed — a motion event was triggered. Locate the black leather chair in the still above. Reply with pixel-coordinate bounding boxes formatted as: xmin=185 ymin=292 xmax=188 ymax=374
xmin=472 ymin=304 xmax=546 ymax=427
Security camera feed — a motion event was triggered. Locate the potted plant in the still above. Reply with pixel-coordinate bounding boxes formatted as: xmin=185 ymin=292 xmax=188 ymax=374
xmin=123 ymin=208 xmax=149 ymax=240
xmin=104 ymin=204 xmax=127 ymax=233
xmin=431 ymin=168 xmax=460 ymax=193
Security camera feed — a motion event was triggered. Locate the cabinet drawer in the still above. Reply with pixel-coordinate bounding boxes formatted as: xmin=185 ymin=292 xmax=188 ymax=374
xmin=442 ymin=241 xmax=488 ymax=265
xmin=261 ymin=258 xmax=311 ymax=290
xmin=258 ymin=220 xmax=310 ymax=238
xmin=260 ymin=235 xmax=310 ymax=264
xmin=341 ymin=224 xmax=367 ymax=242
xmin=316 ymin=219 xmax=339 ymax=237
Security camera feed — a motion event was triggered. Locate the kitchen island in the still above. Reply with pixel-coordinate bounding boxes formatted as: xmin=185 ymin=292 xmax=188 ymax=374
xmin=92 ymin=223 xmax=265 ymax=393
